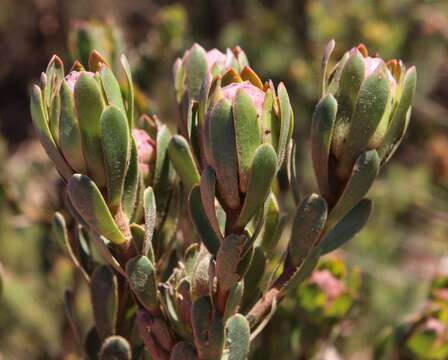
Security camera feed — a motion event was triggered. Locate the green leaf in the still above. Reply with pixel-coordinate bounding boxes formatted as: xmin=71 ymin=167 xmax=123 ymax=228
xmin=143 ymin=187 xmax=156 ymax=262
xmin=320 ymin=39 xmax=335 ymax=96
xmin=168 ymin=135 xmax=201 ymax=192
xmin=184 ymin=44 xmax=208 ymax=101
xmin=170 ymin=342 xmax=198 ymax=360
xmin=100 ymin=105 xmax=130 ymax=212
xmin=276 ymin=82 xmax=293 ymax=168
xmin=320 ymin=198 xmax=372 ymax=254
xmin=74 ymin=72 xmax=106 ymax=187
xmin=84 ymin=327 xmax=101 ymax=360
xmin=191 ymin=254 xmax=212 ymax=300
xmin=59 ymin=80 xmax=85 ymax=172
xmin=241 ymin=247 xmax=266 ymax=311
xmin=261 ymin=89 xmax=275 ymax=145
xmin=226 ymin=314 xmax=250 ymax=360
xmin=153 ymin=124 xmax=174 ymax=219
xmin=236 ymin=143 xmax=277 ymax=228
xmin=30 ymin=85 xmax=73 ymax=179
xmin=327 ymin=150 xmax=379 ymax=229
xmin=52 ymin=212 xmax=90 ymax=282
xmin=288 ymin=194 xmax=327 ymax=267
xmin=223 ymin=282 xmax=244 ymax=322
xmin=44 ymin=55 xmax=64 ymax=107
xmin=100 ymin=65 xmax=126 ymax=115
xmin=378 ymin=66 xmax=417 ymax=163
xmin=216 ymin=235 xmax=246 ymax=291
xmin=335 ymin=50 xmax=365 ymax=128
xmin=49 ymin=91 xmax=61 ymax=145
xmin=189 ymin=185 xmax=221 ymax=255
xmin=260 ymin=194 xmax=280 ymax=253
xmin=282 ymin=246 xmax=321 ymax=294
xmin=205 ymin=99 xmax=241 ymax=210
xmin=233 ymin=88 xmax=262 ymax=192
xmin=126 ymin=255 xmax=158 ymax=312
xmin=339 ymin=66 xmax=390 ymax=178
xmin=200 ymin=166 xmax=223 ymax=242
xmin=310 ymin=94 xmax=337 ymax=199
xmin=120 ymin=55 xmax=134 ymax=127
xmin=90 ymin=265 xmax=118 ymax=339
xmin=99 ymin=335 xmax=131 ymax=360
xmin=67 ymin=174 xmax=126 ymax=244
xmin=64 ymin=290 xmax=83 ymax=349
xmin=192 ymin=296 xmax=225 ymax=360
xmin=121 ymin=139 xmax=139 ymax=220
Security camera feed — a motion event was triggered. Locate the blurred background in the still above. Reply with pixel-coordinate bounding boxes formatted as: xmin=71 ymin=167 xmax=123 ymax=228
xmin=0 ymin=0 xmax=447 ymax=358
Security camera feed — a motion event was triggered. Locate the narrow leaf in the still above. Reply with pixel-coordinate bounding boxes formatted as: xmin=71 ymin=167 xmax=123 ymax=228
xmin=90 ymin=265 xmax=118 ymax=339
xmin=100 ymin=105 xmax=130 ymax=212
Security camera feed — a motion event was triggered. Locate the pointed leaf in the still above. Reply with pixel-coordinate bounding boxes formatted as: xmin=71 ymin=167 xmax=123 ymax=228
xmin=153 ymin=124 xmax=174 ymax=219
xmin=52 ymin=212 xmax=90 ymax=283
xmin=378 ymin=67 xmax=417 ymax=163
xmin=67 ymin=174 xmax=126 ymax=244
xmin=321 ymin=39 xmax=335 ymax=96
xmin=276 ymin=83 xmax=293 ymax=168
xmin=122 ymin=139 xmax=139 ymax=220
xmin=241 ymin=66 xmax=263 ymax=89
xmin=120 ymin=55 xmax=134 ymax=127
xmin=30 ymin=85 xmax=73 ymax=179
xmin=143 ymin=187 xmax=156 ymax=262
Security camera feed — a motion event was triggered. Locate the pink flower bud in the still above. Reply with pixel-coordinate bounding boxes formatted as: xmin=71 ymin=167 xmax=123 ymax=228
xmin=221 ymin=81 xmax=266 ymax=115
xmin=132 ymin=129 xmax=156 ymax=179
xmin=205 ymin=49 xmax=228 ymax=72
xmin=64 ymin=71 xmax=94 ymax=93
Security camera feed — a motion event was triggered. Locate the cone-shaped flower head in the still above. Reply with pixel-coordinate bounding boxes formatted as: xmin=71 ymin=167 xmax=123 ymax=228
xmin=30 ymin=50 xmax=141 ymax=223
xmin=202 ymin=62 xmax=294 ymax=224
xmin=311 ymin=41 xmax=416 ymax=202
xmin=173 ymin=44 xmax=250 ymax=141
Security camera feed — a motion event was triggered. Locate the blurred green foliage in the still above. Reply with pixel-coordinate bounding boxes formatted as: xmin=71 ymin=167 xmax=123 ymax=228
xmin=0 ymin=0 xmax=447 ymax=358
